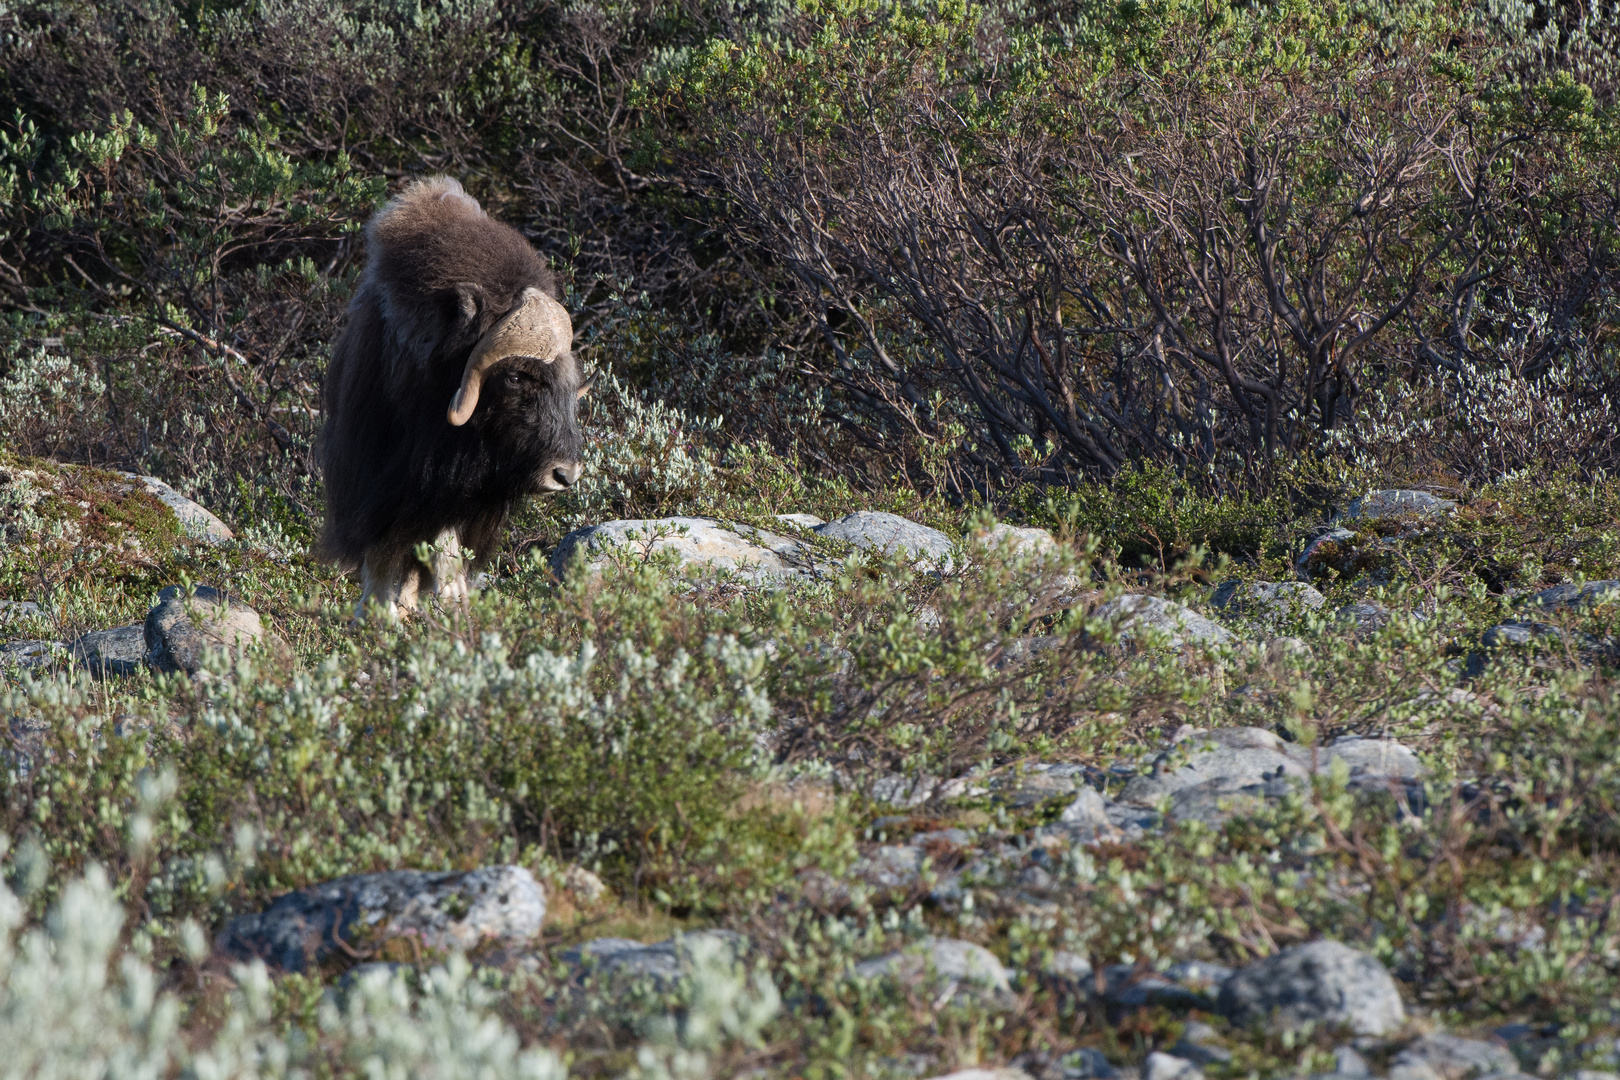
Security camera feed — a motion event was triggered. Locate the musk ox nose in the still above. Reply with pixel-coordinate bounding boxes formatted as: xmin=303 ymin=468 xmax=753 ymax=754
xmin=539 ymin=460 xmax=582 ymax=492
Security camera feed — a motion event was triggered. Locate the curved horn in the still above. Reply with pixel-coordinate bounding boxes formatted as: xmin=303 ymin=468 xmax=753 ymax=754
xmin=446 ymin=287 xmax=573 ymax=427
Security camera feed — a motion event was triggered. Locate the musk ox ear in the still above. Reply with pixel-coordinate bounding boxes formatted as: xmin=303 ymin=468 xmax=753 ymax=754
xmin=454 ymin=282 xmax=486 ymax=331
xmin=447 ymin=287 xmax=573 ymax=426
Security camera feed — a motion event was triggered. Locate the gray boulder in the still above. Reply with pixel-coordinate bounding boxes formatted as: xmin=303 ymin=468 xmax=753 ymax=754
xmin=217 ymin=865 xmax=545 ymax=973
xmin=1531 ymin=580 xmax=1620 ymax=612
xmin=1217 ymin=939 xmax=1406 ymax=1035
xmin=549 ymin=517 xmax=813 ymax=583
xmin=145 ymin=586 xmax=278 ymax=675
xmin=815 ymin=511 xmax=956 ymax=571
xmin=122 ymin=473 xmax=234 ymax=545
xmin=1093 ymin=595 xmax=1235 ymax=649
xmin=0 ymin=599 xmax=40 ymax=619
xmin=1388 ymin=1034 xmax=1520 ymax=1080
xmin=1341 ymin=490 xmax=1457 ymax=523
xmin=70 ymin=624 xmax=146 ymax=678
xmin=854 ymin=937 xmax=1011 ymax=1000
xmin=1483 ymin=620 xmax=1563 ymax=647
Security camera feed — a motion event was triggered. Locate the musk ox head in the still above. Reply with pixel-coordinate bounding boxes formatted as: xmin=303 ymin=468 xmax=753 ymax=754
xmin=317 ymin=176 xmax=587 ymax=618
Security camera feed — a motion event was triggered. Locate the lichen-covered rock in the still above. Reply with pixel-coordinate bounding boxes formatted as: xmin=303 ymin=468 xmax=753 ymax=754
xmin=815 ymin=511 xmax=956 ymax=571
xmin=1341 ymin=490 xmax=1457 ymax=523
xmin=70 ymin=624 xmax=146 ymax=678
xmin=1336 ymin=601 xmax=1391 ymax=636
xmin=217 ymin=865 xmax=545 ymax=972
xmin=1093 ymin=595 xmax=1235 ymax=649
xmin=144 ymin=586 xmax=278 ymax=675
xmin=854 ymin=937 xmax=1011 ymax=1001
xmin=1217 ymin=940 xmax=1406 ymax=1035
xmin=549 ymin=516 xmax=814 ymax=583
xmin=122 ymin=473 xmax=234 ymax=545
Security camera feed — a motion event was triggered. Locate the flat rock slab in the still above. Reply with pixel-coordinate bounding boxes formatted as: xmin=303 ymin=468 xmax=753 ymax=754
xmin=1342 ymin=490 xmax=1457 ymax=523
xmin=814 ymin=511 xmax=956 ymax=570
xmin=145 ymin=586 xmax=277 ymax=674
xmin=550 ymin=516 xmax=815 ymax=583
xmin=121 ymin=473 xmax=234 ymax=544
xmin=1217 ymin=940 xmax=1405 ymax=1035
xmin=1142 ymin=1052 xmax=1205 ymax=1080
xmin=218 ymin=866 xmax=544 ymax=972
xmin=854 ymin=937 xmax=1011 ymax=1001
xmin=1093 ymin=595 xmax=1235 ymax=649
xmin=70 ymin=624 xmax=146 ymax=678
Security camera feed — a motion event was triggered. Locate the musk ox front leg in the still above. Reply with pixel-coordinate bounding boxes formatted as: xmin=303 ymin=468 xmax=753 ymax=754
xmin=354 ymin=529 xmax=470 ymax=621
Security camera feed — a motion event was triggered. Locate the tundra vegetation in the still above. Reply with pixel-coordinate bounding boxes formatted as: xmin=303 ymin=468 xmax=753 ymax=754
xmin=0 ymin=0 xmax=1619 ymax=1078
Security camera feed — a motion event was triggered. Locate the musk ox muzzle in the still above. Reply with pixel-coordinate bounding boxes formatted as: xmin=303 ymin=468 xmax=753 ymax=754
xmin=316 ymin=176 xmax=588 ymax=620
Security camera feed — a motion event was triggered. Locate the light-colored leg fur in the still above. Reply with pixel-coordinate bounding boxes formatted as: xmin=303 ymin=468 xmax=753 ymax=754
xmin=355 ymin=528 xmax=468 ymax=621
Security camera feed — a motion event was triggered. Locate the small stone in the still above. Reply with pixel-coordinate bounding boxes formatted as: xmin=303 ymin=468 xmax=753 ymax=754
xmin=217 ymin=865 xmax=545 ymax=973
xmin=854 ymin=937 xmax=1011 ymax=1000
xmin=849 ymin=844 xmax=927 ymax=890
xmin=1341 ymin=490 xmax=1457 ymax=523
xmin=921 ymin=1070 xmax=1034 ymax=1080
xmin=1045 ymin=949 xmax=1095 ymax=985
xmin=1121 ymin=727 xmax=1307 ymax=824
xmin=1058 ymin=1049 xmax=1120 ymax=1079
xmin=1267 ymin=637 xmax=1311 ymax=663
xmin=1336 ymin=601 xmax=1390 ymax=636
xmin=1141 ymin=1052 xmax=1203 ymax=1080
xmin=1483 ymin=621 xmax=1562 ymax=647
xmin=1390 ymin=1034 xmax=1519 ymax=1080
xmin=123 ymin=473 xmax=234 ymax=544
xmin=70 ymin=624 xmax=146 ymax=678
xmin=1531 ymin=581 xmax=1620 ymax=611
xmin=1334 ymin=1046 xmax=1372 ymax=1076
xmin=1217 ymin=940 xmax=1406 ymax=1036
xmin=815 ymin=511 xmax=957 ymax=571
xmin=1211 ymin=581 xmax=1327 ymax=614
xmin=1 ymin=639 xmax=59 ymax=672
xmin=145 ymin=586 xmax=278 ymax=675
xmin=1093 ymin=595 xmax=1235 ymax=649
xmin=1297 ymin=528 xmax=1358 ymax=578
xmin=561 ymin=865 xmax=606 ymax=905
xmin=995 ymin=764 xmax=1081 ymax=807
xmin=0 ymin=599 xmax=41 ymax=619
xmin=550 ymin=516 xmax=812 ymax=583
xmin=1060 ymin=786 xmax=1111 ymax=828
xmin=775 ymin=513 xmax=827 ymax=528
xmin=974 ymin=522 xmax=1061 ymax=557
xmin=561 ymin=929 xmax=747 ymax=987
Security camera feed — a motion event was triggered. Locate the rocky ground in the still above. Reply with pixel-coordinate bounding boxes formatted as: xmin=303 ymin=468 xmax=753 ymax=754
xmin=3 ymin=454 xmax=1620 ymax=1079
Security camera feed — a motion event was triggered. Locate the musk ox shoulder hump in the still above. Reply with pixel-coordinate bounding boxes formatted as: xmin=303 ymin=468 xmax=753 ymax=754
xmin=359 ymin=176 xmax=555 ymax=384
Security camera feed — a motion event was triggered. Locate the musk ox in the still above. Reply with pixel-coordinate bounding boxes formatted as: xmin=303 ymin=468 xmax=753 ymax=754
xmin=318 ymin=177 xmax=586 ymax=619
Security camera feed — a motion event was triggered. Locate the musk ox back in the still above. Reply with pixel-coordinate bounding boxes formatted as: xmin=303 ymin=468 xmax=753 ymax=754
xmin=318 ymin=177 xmax=585 ymax=619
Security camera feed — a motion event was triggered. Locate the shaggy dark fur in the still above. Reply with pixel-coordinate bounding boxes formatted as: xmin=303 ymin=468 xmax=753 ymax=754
xmin=318 ymin=177 xmax=583 ymax=572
